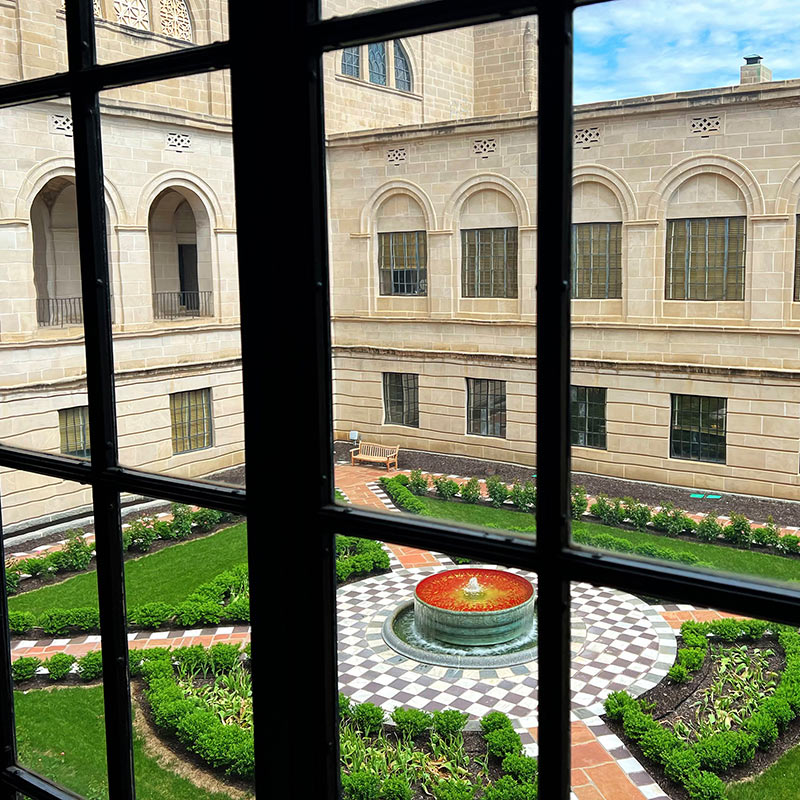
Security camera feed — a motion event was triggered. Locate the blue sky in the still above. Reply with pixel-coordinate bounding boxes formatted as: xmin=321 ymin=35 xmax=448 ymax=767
xmin=573 ymin=0 xmax=800 ymax=104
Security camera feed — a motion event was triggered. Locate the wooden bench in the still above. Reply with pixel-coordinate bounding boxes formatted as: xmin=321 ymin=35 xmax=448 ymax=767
xmin=350 ymin=442 xmax=399 ymax=470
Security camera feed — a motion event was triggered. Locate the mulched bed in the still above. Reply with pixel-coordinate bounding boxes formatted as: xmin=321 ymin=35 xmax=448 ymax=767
xmin=604 ymin=634 xmax=798 ymax=799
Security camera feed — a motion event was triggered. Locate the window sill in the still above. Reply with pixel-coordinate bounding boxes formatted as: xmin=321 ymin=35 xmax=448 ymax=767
xmin=335 ymin=73 xmax=422 ymax=102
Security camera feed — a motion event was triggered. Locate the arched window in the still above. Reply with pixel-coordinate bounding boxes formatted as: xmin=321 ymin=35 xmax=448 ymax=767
xmin=394 ymin=41 xmax=412 ymax=92
xmin=342 ymin=46 xmax=360 ymax=78
xmin=160 ymin=0 xmax=193 ymax=41
xmin=368 ymin=42 xmax=387 ymax=86
xmin=114 ymin=0 xmax=150 ymax=31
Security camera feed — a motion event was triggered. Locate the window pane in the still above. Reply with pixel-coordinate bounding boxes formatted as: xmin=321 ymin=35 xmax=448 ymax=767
xmin=100 ymin=71 xmax=245 ymax=489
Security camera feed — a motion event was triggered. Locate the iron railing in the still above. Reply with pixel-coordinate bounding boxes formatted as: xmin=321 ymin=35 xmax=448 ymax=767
xmin=153 ymin=290 xmax=213 ymax=320
xmin=36 ymin=296 xmax=83 ymax=327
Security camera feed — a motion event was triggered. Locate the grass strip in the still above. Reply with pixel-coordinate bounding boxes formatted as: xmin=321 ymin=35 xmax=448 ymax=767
xmin=726 ymin=743 xmax=800 ymax=800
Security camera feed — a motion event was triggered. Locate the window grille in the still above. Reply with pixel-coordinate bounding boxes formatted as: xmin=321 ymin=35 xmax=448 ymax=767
xmin=473 ymin=138 xmax=497 ymax=157
xmin=59 ymin=406 xmax=91 ymax=459
xmin=666 ymin=217 xmax=745 ymax=300
xmin=573 ymin=127 xmax=600 ymax=147
xmin=169 ymin=389 xmax=213 ymax=453
xmin=689 ymin=116 xmax=721 ymax=137
xmin=383 ymin=373 xmax=419 ymax=427
xmin=160 ymin=0 xmax=192 ymax=41
xmin=386 ymin=147 xmax=406 ymax=166
xmin=166 ymin=131 xmax=191 ymax=151
xmin=49 ymin=113 xmax=74 ymax=136
xmin=394 ymin=41 xmax=412 ymax=91
xmin=378 ymin=231 xmax=427 ymax=295
xmin=461 ymin=227 xmax=518 ymax=298
xmin=571 ymin=223 xmax=622 ymax=299
xmin=570 ymin=387 xmax=606 ymax=449
xmin=466 ymin=378 xmax=506 ymax=438
xmin=114 ymin=0 xmax=150 ymax=30
xmin=670 ymin=394 xmax=727 ymax=463
xmin=342 ymin=46 xmax=360 ymax=78
xmin=368 ymin=42 xmax=387 ymax=86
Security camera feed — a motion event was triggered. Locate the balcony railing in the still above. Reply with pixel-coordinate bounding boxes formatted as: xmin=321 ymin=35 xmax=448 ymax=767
xmin=153 ymin=291 xmax=214 ymax=320
xmin=37 ymin=296 xmax=83 ymax=327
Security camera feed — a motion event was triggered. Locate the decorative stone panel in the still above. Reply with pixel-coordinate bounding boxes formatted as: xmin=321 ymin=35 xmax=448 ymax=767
xmin=49 ymin=114 xmax=73 ymax=137
xmin=689 ymin=115 xmax=722 ymax=137
xmin=472 ymin=138 xmax=497 ymax=158
xmin=160 ymin=0 xmax=192 ymax=41
xmin=574 ymin=127 xmax=601 ymax=148
xmin=114 ymin=0 xmax=150 ymax=31
xmin=387 ymin=148 xmax=406 ymax=166
xmin=166 ymin=132 xmax=192 ymax=152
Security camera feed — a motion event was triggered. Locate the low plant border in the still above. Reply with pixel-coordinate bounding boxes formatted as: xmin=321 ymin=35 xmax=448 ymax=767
xmin=336 ymin=536 xmax=390 ymax=583
xmin=604 ymin=619 xmax=800 ymax=800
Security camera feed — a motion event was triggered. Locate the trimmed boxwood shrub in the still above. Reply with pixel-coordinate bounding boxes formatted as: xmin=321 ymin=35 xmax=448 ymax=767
xmin=432 ymin=781 xmax=476 ymax=800
xmin=693 ymin=731 xmax=756 ymax=771
xmin=8 ymin=611 xmax=36 ymax=635
xmin=391 ymin=707 xmax=432 ymax=738
xmin=173 ymin=600 xmax=223 ymax=627
xmin=485 ymin=475 xmax=510 ymax=508
xmin=192 ymin=507 xmax=223 ymax=532
xmin=432 ymin=709 xmax=468 ymax=737
xmin=77 ymin=650 xmax=103 ymax=682
xmin=408 ymin=469 xmax=429 ymax=496
xmin=45 ymin=652 xmax=76 ymax=681
xmin=380 ymin=476 xmax=426 ymax=514
xmin=501 ymin=754 xmax=538 ymax=783
xmin=208 ymin=642 xmax=241 ymax=673
xmin=570 ymin=485 xmax=588 ymax=519
xmin=11 ymin=656 xmax=41 ymax=682
xmin=723 ymin=513 xmax=753 ymax=548
xmin=433 ymin=477 xmax=460 ymax=500
xmin=481 ymin=711 xmax=514 ymax=734
xmin=127 ymin=602 xmax=175 ymax=628
xmin=484 ymin=727 xmax=522 ymax=758
xmin=351 ymin=702 xmax=385 ymax=736
xmin=336 ymin=536 xmax=390 ymax=583
xmin=381 ymin=775 xmax=412 ymax=800
xmin=458 ymin=477 xmax=481 ymax=504
xmin=341 ymin=771 xmax=381 ymax=800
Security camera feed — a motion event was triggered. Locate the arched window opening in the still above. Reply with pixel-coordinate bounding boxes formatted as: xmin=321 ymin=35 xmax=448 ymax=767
xmin=149 ymin=187 xmax=214 ymax=319
xmin=394 ymin=41 xmax=412 ymax=92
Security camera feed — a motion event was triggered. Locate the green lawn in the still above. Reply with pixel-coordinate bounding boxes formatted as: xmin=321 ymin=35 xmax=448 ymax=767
xmin=8 ymin=523 xmax=248 ymax=616
xmin=726 ymin=743 xmax=800 ymax=799
xmin=15 ymin=685 xmax=244 ymax=800
xmin=419 ymin=497 xmax=800 ymax=584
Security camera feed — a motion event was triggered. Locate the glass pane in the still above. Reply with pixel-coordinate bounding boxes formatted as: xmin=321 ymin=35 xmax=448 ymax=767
xmin=0 ymin=100 xmax=90 ymax=459
xmin=338 ymin=534 xmax=538 ymax=797
xmin=100 ymin=70 xmax=245 ymax=489
xmin=570 ymin=0 xmax=800 ymax=588
xmin=96 ymin=0 xmax=228 ymax=64
xmin=327 ymin=18 xmax=538 ymax=542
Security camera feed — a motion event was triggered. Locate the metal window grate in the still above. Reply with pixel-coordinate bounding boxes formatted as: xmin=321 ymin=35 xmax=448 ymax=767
xmin=383 ymin=373 xmax=419 ymax=427
xmin=378 ymin=231 xmax=427 ymax=295
xmin=461 ymin=227 xmax=518 ymax=298
xmin=570 ymin=386 xmax=606 ymax=449
xmin=466 ymin=378 xmax=506 ymax=438
xmin=670 ymin=394 xmax=727 ymax=463
xmin=666 ymin=217 xmax=745 ymax=300
xmin=571 ymin=223 xmax=622 ymax=299
xmin=170 ymin=389 xmax=213 ymax=453
xmin=59 ymin=406 xmax=91 ymax=459
xmin=394 ymin=41 xmax=412 ymax=91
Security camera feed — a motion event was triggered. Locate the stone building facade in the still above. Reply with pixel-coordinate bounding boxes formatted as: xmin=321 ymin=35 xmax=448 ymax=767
xmin=0 ymin=0 xmax=241 ymax=530
xmin=324 ymin=13 xmax=800 ymax=503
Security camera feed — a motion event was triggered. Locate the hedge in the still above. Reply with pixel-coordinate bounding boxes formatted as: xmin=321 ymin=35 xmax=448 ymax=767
xmin=336 ymin=536 xmax=390 ymax=583
xmin=380 ymin=475 xmax=427 ymax=514
xmin=572 ymin=528 xmax=709 ymax=568
xmin=605 ymin=622 xmax=800 ymax=799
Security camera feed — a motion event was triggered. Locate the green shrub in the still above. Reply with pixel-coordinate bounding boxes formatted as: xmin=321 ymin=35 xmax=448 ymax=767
xmin=744 ymin=710 xmax=779 ymax=749
xmin=681 ymin=621 xmax=710 ymax=650
xmin=485 ymin=727 xmax=522 ymax=758
xmin=762 ymin=694 xmax=793 ymax=729
xmin=482 ymin=775 xmax=537 ymax=800
xmin=501 ymin=754 xmax=538 ymax=782
xmin=224 ymin=596 xmax=250 ymax=623
xmin=432 ymin=709 xmax=468 ymax=737
xmin=391 ymin=707 xmax=432 ymax=738
xmin=667 ymin=663 xmax=689 ymax=683
xmin=509 ymin=482 xmax=536 ymax=513
xmin=339 ymin=692 xmax=351 ymax=719
xmin=639 ymin=726 xmax=681 ymax=761
xmin=678 ymin=647 xmax=706 ymax=672
xmin=651 ymin=504 xmax=695 ymax=537
xmin=379 ymin=477 xmax=427 ymax=514
xmin=458 ymin=477 xmax=481 ymax=504
xmin=623 ymin=498 xmax=651 ymax=531
xmin=408 ymin=469 xmax=429 ymax=496
xmin=570 ymin=485 xmax=588 ymax=519
xmin=68 ymin=608 xmax=100 ymax=631
xmin=128 ymin=602 xmax=175 ymax=628
xmin=684 ymin=770 xmax=725 ymax=800
xmin=622 ymin=705 xmax=659 ymax=741
xmin=5 ymin=564 xmax=20 ymax=595
xmin=38 ymin=609 xmax=74 ymax=636
xmin=63 ymin=531 xmax=93 ymax=570
xmin=432 ymin=781 xmax=475 ymax=800
xmin=572 ymin=528 xmax=704 ymax=568
xmin=752 ymin=516 xmax=781 ymax=548
xmin=433 ymin=477 xmax=460 ymax=500
xmin=723 ymin=513 xmax=753 ymax=548
xmin=20 ymin=556 xmax=49 ymax=577
xmin=45 ymin=653 xmax=76 ymax=681
xmin=8 ymin=611 xmax=36 ymax=635
xmin=77 ymin=651 xmax=103 ymax=682
xmin=209 ymin=642 xmax=241 ymax=673
xmin=172 ymin=645 xmax=209 ymax=675
xmin=192 ymin=508 xmax=223 ymax=532
xmin=590 ymin=495 xmax=624 ymax=526
xmin=173 ymin=600 xmax=222 ymax=627
xmin=127 ymin=517 xmax=158 ymax=552
xmin=695 ymin=513 xmax=723 ymax=543
xmin=485 ymin=475 xmax=510 ymax=508
xmin=663 ymin=747 xmax=701 ymax=783
xmin=604 ymin=690 xmax=636 ymax=721
xmin=380 ymin=775 xmax=412 ymax=800
xmin=11 ymin=656 xmax=41 ymax=682
xmin=351 ymin=702 xmax=385 ymax=736
xmin=707 ymin=618 xmax=745 ymax=642
xmin=481 ymin=711 xmax=514 ymax=733
xmin=170 ymin=503 xmax=194 ymax=539
xmin=693 ymin=731 xmax=756 ymax=771
xmin=780 ymin=534 xmax=800 ymax=554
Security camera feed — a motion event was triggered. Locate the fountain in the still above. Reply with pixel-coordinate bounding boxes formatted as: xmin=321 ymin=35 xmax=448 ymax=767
xmin=382 ymin=568 xmax=537 ymax=668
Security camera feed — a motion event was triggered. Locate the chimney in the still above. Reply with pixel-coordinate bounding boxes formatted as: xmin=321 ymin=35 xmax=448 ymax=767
xmin=740 ymin=54 xmax=772 ymax=85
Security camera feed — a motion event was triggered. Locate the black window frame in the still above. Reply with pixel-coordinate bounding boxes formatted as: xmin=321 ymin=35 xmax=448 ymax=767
xmin=378 ymin=230 xmax=427 ymax=295
xmin=0 ymin=5 xmax=262 ymax=800
xmin=570 ymin=386 xmax=606 ymax=449
xmin=571 ymin=221 xmax=622 ymax=299
xmin=466 ymin=378 xmax=506 ymax=438
xmin=383 ymin=372 xmax=419 ymax=427
xmin=670 ymin=394 xmax=727 ymax=464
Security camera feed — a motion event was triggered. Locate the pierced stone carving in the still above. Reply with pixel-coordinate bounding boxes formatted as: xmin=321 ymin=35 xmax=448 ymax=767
xmin=114 ymin=0 xmax=150 ymax=30
xmin=473 ymin=139 xmax=497 ymax=158
xmin=49 ymin=114 xmax=73 ymax=137
xmin=387 ymin=148 xmax=406 ymax=166
xmin=166 ymin=132 xmax=192 ymax=152
xmin=689 ymin=116 xmax=722 ymax=137
xmin=160 ymin=0 xmax=192 ymax=41
xmin=574 ymin=127 xmax=601 ymax=148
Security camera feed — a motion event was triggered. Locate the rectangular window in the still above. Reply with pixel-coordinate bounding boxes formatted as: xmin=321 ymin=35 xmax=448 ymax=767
xmin=383 ymin=373 xmax=419 ymax=427
xmin=670 ymin=394 xmax=727 ymax=463
xmin=378 ymin=231 xmax=427 ymax=295
xmin=570 ymin=386 xmax=606 ymax=449
xmin=571 ymin=222 xmax=622 ymax=299
xmin=59 ymin=406 xmax=90 ymax=458
xmin=170 ymin=389 xmax=213 ymax=453
xmin=342 ymin=45 xmax=360 ymax=78
xmin=666 ymin=217 xmax=745 ymax=300
xmin=462 ymin=227 xmax=518 ymax=298
xmin=466 ymin=378 xmax=506 ymax=438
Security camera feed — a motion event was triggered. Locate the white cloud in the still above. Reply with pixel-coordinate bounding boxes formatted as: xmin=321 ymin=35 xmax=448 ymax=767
xmin=573 ymin=0 xmax=800 ymax=104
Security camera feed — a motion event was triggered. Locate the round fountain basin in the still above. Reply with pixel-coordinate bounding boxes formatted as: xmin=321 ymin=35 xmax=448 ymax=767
xmin=414 ymin=568 xmax=534 ymax=646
